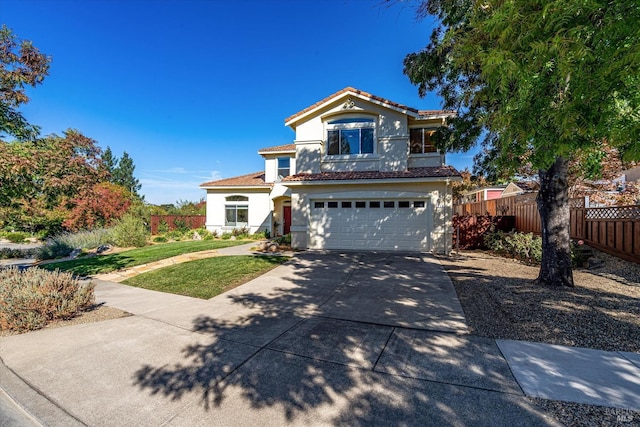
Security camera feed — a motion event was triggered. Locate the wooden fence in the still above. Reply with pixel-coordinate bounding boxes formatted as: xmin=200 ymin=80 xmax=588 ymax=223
xmin=454 ymin=200 xmax=640 ymax=263
xmin=150 ymin=215 xmax=206 ymax=235
xmin=452 ymin=215 xmax=515 ymax=249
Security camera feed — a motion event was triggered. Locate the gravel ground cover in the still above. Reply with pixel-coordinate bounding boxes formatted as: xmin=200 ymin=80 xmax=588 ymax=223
xmin=438 ymin=249 xmax=640 ymax=427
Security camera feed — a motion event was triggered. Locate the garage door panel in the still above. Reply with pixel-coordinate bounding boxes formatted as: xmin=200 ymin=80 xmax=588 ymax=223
xmin=310 ymin=199 xmax=429 ymax=251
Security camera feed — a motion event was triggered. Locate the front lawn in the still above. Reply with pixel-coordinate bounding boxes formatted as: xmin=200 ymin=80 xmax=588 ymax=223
xmin=122 ymin=255 xmax=288 ymax=299
xmin=40 ymin=240 xmax=249 ymax=276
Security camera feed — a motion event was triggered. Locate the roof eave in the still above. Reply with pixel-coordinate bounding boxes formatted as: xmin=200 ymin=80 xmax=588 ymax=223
xmin=257 ymin=149 xmax=296 ymax=155
xmin=282 ymin=176 xmax=461 ymax=187
xmin=200 ymin=185 xmax=272 ymax=190
xmin=285 ymin=89 xmax=419 ymax=128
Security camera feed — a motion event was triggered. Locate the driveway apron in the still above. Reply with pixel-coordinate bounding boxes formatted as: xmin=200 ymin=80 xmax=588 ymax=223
xmin=0 ymin=252 xmax=560 ymax=426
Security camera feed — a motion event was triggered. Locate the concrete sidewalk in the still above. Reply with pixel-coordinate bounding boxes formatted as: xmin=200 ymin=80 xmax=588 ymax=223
xmin=1 ymin=252 xmax=638 ymax=426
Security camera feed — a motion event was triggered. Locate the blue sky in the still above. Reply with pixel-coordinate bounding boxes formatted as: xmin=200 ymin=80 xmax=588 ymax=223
xmin=3 ymin=0 xmax=475 ymax=204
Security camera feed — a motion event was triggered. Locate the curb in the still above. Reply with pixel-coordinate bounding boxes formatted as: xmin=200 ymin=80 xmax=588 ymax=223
xmin=0 ymin=356 xmax=84 ymax=426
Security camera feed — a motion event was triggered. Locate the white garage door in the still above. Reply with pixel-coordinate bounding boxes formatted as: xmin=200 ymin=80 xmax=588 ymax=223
xmin=309 ymin=199 xmax=431 ymax=251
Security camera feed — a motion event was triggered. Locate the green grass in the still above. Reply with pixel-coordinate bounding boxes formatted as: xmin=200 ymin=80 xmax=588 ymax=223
xmin=122 ymin=255 xmax=289 ymax=299
xmin=40 ymin=240 xmax=249 ymax=276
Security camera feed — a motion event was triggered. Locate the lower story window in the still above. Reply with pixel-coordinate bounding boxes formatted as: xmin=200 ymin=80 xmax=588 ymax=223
xmin=225 ymin=205 xmax=248 ymax=226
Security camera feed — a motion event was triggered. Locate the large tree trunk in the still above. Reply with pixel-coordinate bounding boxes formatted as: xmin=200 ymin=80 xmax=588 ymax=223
xmin=536 ymin=156 xmax=574 ymax=287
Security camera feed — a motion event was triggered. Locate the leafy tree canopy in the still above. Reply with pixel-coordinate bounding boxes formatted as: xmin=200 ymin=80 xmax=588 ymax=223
xmin=0 ymin=25 xmax=51 ymax=140
xmin=0 ymin=130 xmax=106 ymax=233
xmin=405 ymin=0 xmax=640 ymax=179
xmin=404 ymin=0 xmax=640 ymax=286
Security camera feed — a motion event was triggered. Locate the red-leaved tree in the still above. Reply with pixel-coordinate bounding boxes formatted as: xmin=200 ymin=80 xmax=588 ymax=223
xmin=62 ymin=182 xmax=132 ymax=231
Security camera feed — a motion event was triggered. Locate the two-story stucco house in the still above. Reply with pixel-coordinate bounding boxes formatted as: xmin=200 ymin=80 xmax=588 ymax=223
xmin=200 ymin=87 xmax=461 ymax=252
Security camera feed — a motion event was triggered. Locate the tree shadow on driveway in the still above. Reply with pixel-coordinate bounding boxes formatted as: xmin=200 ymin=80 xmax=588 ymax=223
xmin=132 ymin=252 xmax=559 ymax=425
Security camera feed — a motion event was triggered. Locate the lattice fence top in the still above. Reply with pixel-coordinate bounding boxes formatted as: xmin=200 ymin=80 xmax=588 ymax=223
xmin=585 ymin=205 xmax=640 ymax=220
xmin=569 ymin=197 xmax=586 ymax=208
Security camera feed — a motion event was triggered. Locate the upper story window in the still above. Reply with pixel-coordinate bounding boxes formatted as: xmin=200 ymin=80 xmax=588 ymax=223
xmin=326 ymin=118 xmax=375 ymax=156
xmin=410 ymin=128 xmax=437 ymax=154
xmin=277 ymin=157 xmax=290 ymax=178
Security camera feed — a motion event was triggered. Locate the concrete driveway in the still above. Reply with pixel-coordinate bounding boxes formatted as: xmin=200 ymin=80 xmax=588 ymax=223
xmin=0 ymin=252 xmax=560 ymax=426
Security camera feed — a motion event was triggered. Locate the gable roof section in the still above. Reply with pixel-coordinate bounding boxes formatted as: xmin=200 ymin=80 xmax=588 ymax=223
xmin=282 ymin=166 xmax=460 ymax=184
xmin=200 ymin=171 xmax=271 ymax=188
xmin=257 ymin=143 xmax=296 ymax=154
xmin=284 ymin=87 xmax=452 ymax=128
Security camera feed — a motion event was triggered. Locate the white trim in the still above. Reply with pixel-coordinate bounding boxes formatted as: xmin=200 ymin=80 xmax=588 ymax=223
xmin=285 ymin=90 xmax=419 ymax=128
xmin=257 ymin=149 xmax=296 ymax=155
xmin=201 ymin=185 xmax=271 ymax=190
xmin=321 ymin=154 xmax=380 ymax=163
xmin=306 ymin=190 xmax=429 ymax=199
xmin=283 ymin=177 xmax=460 ymax=187
xmin=293 ymin=139 xmax=323 ymax=145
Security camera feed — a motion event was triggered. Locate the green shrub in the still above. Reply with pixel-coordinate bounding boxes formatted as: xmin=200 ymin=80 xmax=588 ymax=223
xmin=221 ymin=232 xmax=232 ymax=240
xmin=485 ymin=230 xmax=590 ymax=266
xmin=153 ymin=236 xmax=168 ymax=243
xmin=36 ymin=229 xmax=114 ymax=260
xmin=231 ymin=227 xmax=249 ymax=238
xmin=194 ymin=227 xmax=211 ymax=238
xmin=5 ymin=232 xmax=28 ymax=243
xmin=0 ymin=248 xmax=36 ymax=259
xmin=483 ymin=231 xmax=542 ymax=264
xmin=571 ymin=240 xmax=591 ymax=267
xmin=173 ymin=218 xmax=190 ymax=232
xmin=251 ymin=230 xmax=270 ymax=240
xmin=36 ymin=239 xmax=74 ymax=260
xmin=0 ymin=267 xmax=95 ymax=332
xmin=111 ymin=214 xmax=149 ymax=247
xmin=166 ymin=229 xmax=185 ymax=241
xmin=202 ymin=234 xmax=214 ymax=241
xmin=157 ymin=219 xmax=169 ymax=234
xmin=275 ymin=233 xmax=291 ymax=245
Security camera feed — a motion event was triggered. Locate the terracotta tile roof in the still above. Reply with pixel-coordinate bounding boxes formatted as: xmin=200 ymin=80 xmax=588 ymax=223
xmin=200 ymin=171 xmax=271 ymax=188
xmin=257 ymin=143 xmax=296 ymax=153
xmin=282 ymin=166 xmax=461 ymax=183
xmin=285 ymin=87 xmax=423 ymax=124
xmin=418 ymin=109 xmax=455 ymax=118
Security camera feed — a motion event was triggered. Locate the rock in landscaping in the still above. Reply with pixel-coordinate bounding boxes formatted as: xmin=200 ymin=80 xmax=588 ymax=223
xmin=588 ymin=257 xmax=604 ymax=269
xmin=268 ymin=243 xmax=280 ymax=253
xmin=69 ymin=248 xmax=82 ymax=259
xmin=192 ymin=231 xmax=202 ymax=241
xmin=96 ymin=244 xmax=111 ymax=254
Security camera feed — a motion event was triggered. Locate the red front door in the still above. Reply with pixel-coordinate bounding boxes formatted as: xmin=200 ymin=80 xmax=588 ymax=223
xmin=283 ymin=206 xmax=291 ymax=235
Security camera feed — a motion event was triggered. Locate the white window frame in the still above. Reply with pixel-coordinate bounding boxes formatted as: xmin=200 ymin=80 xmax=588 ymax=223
xmin=326 ymin=118 xmax=376 ymax=156
xmin=224 ymin=195 xmax=249 ymax=227
xmin=409 ymin=127 xmax=438 ymax=155
xmin=277 ymin=157 xmax=291 ymax=180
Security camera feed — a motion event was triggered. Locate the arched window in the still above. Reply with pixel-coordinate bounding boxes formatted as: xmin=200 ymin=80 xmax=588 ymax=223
xmin=225 ymin=196 xmax=248 ymax=226
xmin=226 ymin=195 xmax=248 ymax=202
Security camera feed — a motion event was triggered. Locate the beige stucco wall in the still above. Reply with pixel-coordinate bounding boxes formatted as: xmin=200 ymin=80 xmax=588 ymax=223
xmin=263 ymin=155 xmax=296 ymax=183
xmin=293 ymin=97 xmax=414 ymax=174
xmin=288 ymin=181 xmax=454 ymax=253
xmin=205 ymin=189 xmax=272 ymax=235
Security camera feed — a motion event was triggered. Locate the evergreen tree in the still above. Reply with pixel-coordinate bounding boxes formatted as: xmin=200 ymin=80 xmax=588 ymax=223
xmin=112 ymin=151 xmax=142 ymax=198
xmin=100 ymin=146 xmax=117 ymax=178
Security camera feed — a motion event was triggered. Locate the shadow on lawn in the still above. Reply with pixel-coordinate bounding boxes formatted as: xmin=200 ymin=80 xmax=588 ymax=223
xmin=41 ymin=254 xmax=135 ymax=276
xmin=131 ymin=252 xmax=556 ymax=425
